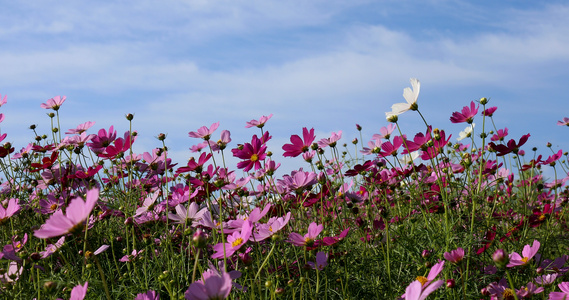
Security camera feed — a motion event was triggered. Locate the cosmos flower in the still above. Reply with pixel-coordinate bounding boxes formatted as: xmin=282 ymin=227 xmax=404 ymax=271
xmin=386 ymin=78 xmax=420 ymax=120
xmin=450 ymin=101 xmax=478 ymax=124
xmin=34 ymin=189 xmax=99 ymax=239
xmin=40 ymin=96 xmax=66 ymax=111
xmin=185 ymin=268 xmax=232 ymax=300
xmin=287 ymin=222 xmax=323 ymax=247
xmin=245 ymin=114 xmax=273 ymax=128
xmin=282 ymin=127 xmax=316 ymax=157
xmin=211 ymin=220 xmax=252 ymax=259
xmin=507 ymin=240 xmax=540 ymax=267
xmin=188 ymin=122 xmax=220 ymax=141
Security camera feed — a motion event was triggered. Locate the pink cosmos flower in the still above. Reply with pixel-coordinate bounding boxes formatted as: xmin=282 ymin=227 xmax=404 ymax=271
xmin=491 ymin=128 xmax=508 ymax=142
xmin=135 ymin=290 xmax=159 ymax=300
xmin=211 ymin=220 xmax=252 ymax=259
xmin=185 ymin=268 xmax=232 ymax=300
xmin=119 ymin=249 xmax=144 ymax=262
xmin=68 ymin=282 xmax=88 ymax=300
xmin=282 ymin=127 xmax=316 ymax=157
xmin=507 ymin=240 xmax=540 ymax=267
xmin=208 ymin=130 xmax=231 ymax=152
xmin=34 ymin=189 xmax=99 ymax=239
xmin=557 ymin=117 xmax=569 ymax=126
xmin=0 ymin=198 xmax=20 ymax=223
xmin=188 ymin=122 xmax=220 ymax=141
xmin=276 ymin=169 xmax=317 ymax=192
xmin=167 ymin=203 xmax=207 ymax=227
xmin=87 ymin=126 xmax=117 ymax=154
xmin=287 ymin=222 xmax=323 ymax=247
xmin=404 ymin=279 xmax=444 ymax=300
xmin=450 ymin=101 xmax=478 ymax=124
xmin=40 ymin=96 xmax=66 ymax=111
xmin=372 ymin=124 xmax=397 ymax=140
xmin=0 ymin=261 xmax=22 ymax=284
xmin=231 ymin=135 xmax=267 ymax=172
xmin=517 ymin=282 xmax=543 ymax=298
xmin=245 ymin=114 xmax=273 ymax=128
xmin=40 ymin=236 xmax=65 ymax=258
xmin=66 ymin=121 xmax=96 ymax=134
xmin=443 ymin=247 xmax=465 ymax=264
xmin=317 ymin=131 xmax=342 ymax=148
xmin=379 ymin=135 xmax=404 ymax=157
xmin=251 ymin=212 xmax=291 ymax=242
xmin=550 ymin=282 xmax=569 ymax=300
xmin=0 ymin=94 xmax=6 ymax=107
xmin=360 ymin=139 xmax=382 ymax=155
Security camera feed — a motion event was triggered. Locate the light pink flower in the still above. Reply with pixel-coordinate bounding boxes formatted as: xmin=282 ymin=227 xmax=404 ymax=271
xmin=557 ymin=117 xmax=569 ymax=126
xmin=167 ymin=202 xmax=207 ymax=227
xmin=287 ymin=222 xmax=323 ymax=247
xmin=66 ymin=121 xmax=96 ymax=134
xmin=0 ymin=198 xmax=20 ymax=222
xmin=34 ymin=189 xmax=99 ymax=239
xmin=507 ymin=240 xmax=540 ymax=267
xmin=188 ymin=122 xmax=220 ymax=140
xmin=550 ymin=282 xmax=569 ymax=299
xmin=59 ymin=282 xmax=88 ymax=300
xmin=135 ymin=290 xmax=159 ymax=300
xmin=317 ymin=131 xmax=342 ymax=148
xmin=404 ymin=279 xmax=443 ymax=300
xmin=40 ymin=236 xmax=65 ymax=258
xmin=41 ymin=96 xmax=66 ymax=110
xmin=185 ymin=269 xmax=232 ymax=300
xmin=245 ymin=114 xmax=273 ymax=128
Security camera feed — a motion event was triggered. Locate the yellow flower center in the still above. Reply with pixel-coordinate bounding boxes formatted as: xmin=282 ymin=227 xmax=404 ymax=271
xmin=250 ymin=154 xmax=259 ymax=162
xmin=231 ymin=238 xmax=243 ymax=247
xmin=416 ymin=276 xmax=428 ymax=286
xmin=502 ymin=288 xmax=515 ymax=300
xmin=269 ymin=226 xmax=273 ymax=232
xmin=50 ymin=204 xmax=58 ymax=210
xmin=521 ymin=257 xmax=529 ymax=264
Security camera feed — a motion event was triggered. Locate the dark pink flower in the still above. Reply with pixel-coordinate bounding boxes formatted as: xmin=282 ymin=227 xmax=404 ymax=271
xmin=489 ymin=134 xmax=530 ymax=156
xmin=231 ymin=135 xmax=267 ymax=172
xmin=41 ymin=96 xmax=66 ymax=111
xmin=491 ymin=128 xmax=508 ymax=142
xmin=482 ymin=106 xmax=497 ymax=117
xmin=34 ymin=189 xmax=99 ymax=239
xmin=245 ymin=114 xmax=273 ymax=128
xmin=87 ymin=126 xmax=117 ymax=154
xmin=282 ymin=127 xmax=316 ymax=157
xmin=450 ymin=101 xmax=478 ymax=123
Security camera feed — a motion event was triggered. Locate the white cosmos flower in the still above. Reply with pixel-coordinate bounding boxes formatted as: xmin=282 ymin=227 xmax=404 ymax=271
xmin=457 ymin=123 xmax=475 ymax=141
xmin=399 ymin=151 xmax=420 ymax=165
xmin=385 ymin=78 xmax=420 ymax=120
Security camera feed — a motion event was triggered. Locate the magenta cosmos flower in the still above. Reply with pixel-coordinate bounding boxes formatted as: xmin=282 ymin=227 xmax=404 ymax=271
xmin=135 ymin=290 xmax=159 ymax=300
xmin=34 ymin=189 xmax=99 ymax=239
xmin=282 ymin=127 xmax=316 ymax=157
xmin=450 ymin=101 xmax=478 ymax=124
xmin=185 ymin=268 xmax=232 ymax=300
xmin=41 ymin=96 xmax=66 ymax=111
xmin=245 ymin=114 xmax=273 ymax=128
xmin=211 ymin=220 xmax=252 ymax=259
xmin=231 ymin=135 xmax=267 ymax=172
xmin=56 ymin=282 xmax=88 ymax=300
xmin=507 ymin=240 xmax=540 ymax=267
xmin=188 ymin=122 xmax=220 ymax=141
xmin=287 ymin=222 xmax=323 ymax=247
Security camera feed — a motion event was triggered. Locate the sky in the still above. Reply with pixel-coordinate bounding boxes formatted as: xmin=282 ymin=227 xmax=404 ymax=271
xmin=1 ymin=0 xmax=569 ymax=176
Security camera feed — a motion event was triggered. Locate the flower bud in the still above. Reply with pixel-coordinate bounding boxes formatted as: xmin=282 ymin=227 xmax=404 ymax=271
xmin=192 ymin=229 xmax=208 ymax=248
xmin=479 ymin=97 xmax=488 ymax=105
xmin=446 ymin=279 xmax=455 ymax=288
xmin=126 ymin=113 xmax=134 ymax=121
xmin=492 ymin=249 xmax=509 ymax=268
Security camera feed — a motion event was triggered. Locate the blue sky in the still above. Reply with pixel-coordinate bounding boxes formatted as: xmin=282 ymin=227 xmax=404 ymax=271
xmin=1 ymin=1 xmax=568 ymax=175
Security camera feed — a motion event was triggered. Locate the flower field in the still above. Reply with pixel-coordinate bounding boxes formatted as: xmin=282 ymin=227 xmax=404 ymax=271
xmin=1 ymin=80 xmax=569 ymax=299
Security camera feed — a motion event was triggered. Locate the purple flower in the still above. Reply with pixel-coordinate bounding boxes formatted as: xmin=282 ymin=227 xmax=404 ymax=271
xmin=307 ymin=252 xmax=328 ymax=271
